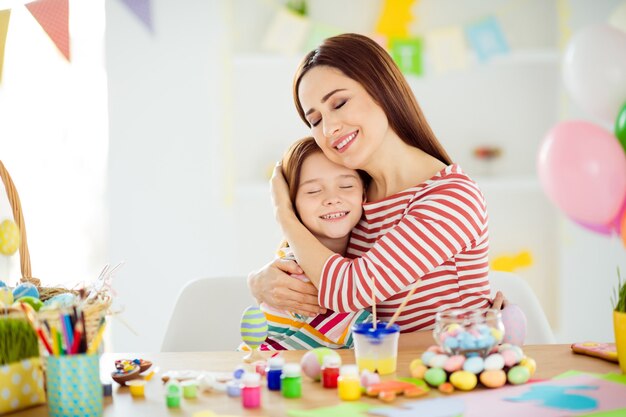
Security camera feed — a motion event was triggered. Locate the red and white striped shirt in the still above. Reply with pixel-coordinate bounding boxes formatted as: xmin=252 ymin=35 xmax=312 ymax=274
xmin=319 ymin=164 xmax=491 ymax=332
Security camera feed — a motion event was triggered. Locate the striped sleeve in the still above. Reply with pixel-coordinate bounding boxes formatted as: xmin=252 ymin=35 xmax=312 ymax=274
xmin=319 ymin=178 xmax=488 ymax=313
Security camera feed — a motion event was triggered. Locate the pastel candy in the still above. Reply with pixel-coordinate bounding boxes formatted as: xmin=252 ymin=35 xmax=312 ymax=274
xmin=500 ymin=349 xmax=518 ymax=367
xmin=443 ymin=355 xmax=465 ymax=373
xmin=484 ymin=353 xmax=505 ymax=371
xmin=429 ymin=354 xmax=449 ymax=368
xmin=509 ymin=345 xmax=525 ymax=362
xmin=507 ymin=365 xmax=530 ymax=385
xmin=462 ymin=356 xmax=484 ymax=374
xmin=480 ymin=370 xmax=507 ymax=388
xmin=13 ymin=283 xmax=39 ymax=300
xmin=449 ymin=370 xmax=477 ymax=391
xmin=520 ymin=357 xmax=537 ymax=376
xmin=421 ymin=351 xmax=436 ymax=366
xmin=424 ymin=367 xmax=447 ymax=387
xmin=240 ymin=306 xmax=268 ymax=350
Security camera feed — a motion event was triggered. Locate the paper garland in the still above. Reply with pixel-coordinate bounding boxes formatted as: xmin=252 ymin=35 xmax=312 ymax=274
xmin=26 ymin=0 xmax=69 ymax=61
xmin=119 ymin=0 xmax=153 ymax=33
xmin=0 ymin=10 xmax=9 ymax=84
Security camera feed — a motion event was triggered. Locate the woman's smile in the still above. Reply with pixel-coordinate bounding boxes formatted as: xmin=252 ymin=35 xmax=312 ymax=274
xmin=332 ymin=130 xmax=358 ymax=153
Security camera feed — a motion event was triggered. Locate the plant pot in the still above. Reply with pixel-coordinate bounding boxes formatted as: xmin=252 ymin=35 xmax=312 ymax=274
xmin=614 ymin=310 xmax=626 ymax=374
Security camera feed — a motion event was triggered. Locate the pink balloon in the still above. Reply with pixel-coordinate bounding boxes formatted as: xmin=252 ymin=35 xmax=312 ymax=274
xmin=538 ymin=120 xmax=626 ymax=225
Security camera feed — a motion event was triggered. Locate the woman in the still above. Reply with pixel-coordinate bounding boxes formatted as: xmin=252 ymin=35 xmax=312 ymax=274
xmin=249 ymin=33 xmax=501 ymax=332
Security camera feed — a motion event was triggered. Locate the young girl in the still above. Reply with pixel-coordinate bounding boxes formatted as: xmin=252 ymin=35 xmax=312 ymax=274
xmin=259 ymin=137 xmax=371 ymax=350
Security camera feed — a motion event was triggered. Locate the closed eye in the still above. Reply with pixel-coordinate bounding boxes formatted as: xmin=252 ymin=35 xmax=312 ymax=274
xmin=339 ymin=185 xmax=354 ymax=189
xmin=334 ymin=100 xmax=346 ymax=109
xmin=306 ymin=190 xmax=321 ymax=194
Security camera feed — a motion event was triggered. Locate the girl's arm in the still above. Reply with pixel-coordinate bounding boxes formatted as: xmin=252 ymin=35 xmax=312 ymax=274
xmin=274 ymin=165 xmax=490 ymax=313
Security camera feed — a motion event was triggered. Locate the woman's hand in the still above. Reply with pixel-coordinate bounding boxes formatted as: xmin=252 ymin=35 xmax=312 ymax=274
xmin=491 ymin=291 xmax=507 ymax=310
xmin=247 ymin=258 xmax=327 ymax=317
xmin=270 ymin=163 xmax=295 ymax=222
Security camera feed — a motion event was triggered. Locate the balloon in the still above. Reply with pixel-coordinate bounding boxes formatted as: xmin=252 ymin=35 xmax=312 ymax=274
xmin=616 ymin=102 xmax=626 ymax=153
xmin=563 ymin=25 xmax=626 ymax=124
xmin=538 ymin=121 xmax=626 ymax=225
xmin=622 ymin=210 xmax=626 ymax=248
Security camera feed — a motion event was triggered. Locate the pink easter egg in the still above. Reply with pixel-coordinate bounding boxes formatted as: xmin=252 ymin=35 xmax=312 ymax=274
xmin=300 ymin=348 xmax=339 ymax=381
xmin=500 ymin=349 xmax=518 ymax=367
xmin=443 ymin=355 xmax=466 ymax=373
xmin=501 ymin=304 xmax=527 ymax=346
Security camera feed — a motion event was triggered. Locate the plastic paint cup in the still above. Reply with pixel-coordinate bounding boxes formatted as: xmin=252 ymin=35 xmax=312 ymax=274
xmin=127 ymin=379 xmax=146 ymax=397
xmin=181 ymin=380 xmax=198 ymax=398
xmin=352 ymin=322 xmax=400 ymax=375
xmin=46 ymin=354 xmax=103 ymax=417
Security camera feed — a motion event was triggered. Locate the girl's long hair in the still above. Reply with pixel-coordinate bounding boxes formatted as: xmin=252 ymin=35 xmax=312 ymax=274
xmin=293 ymin=33 xmax=452 ymax=165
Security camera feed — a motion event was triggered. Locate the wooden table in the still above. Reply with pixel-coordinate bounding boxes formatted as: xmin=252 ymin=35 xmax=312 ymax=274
xmin=16 ymin=332 xmax=622 ymax=416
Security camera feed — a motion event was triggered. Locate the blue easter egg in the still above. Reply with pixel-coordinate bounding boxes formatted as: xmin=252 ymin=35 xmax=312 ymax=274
xmin=0 ymin=281 xmax=6 ymax=288
xmin=240 ymin=306 xmax=268 ymax=349
xmin=13 ymin=282 xmax=39 ymax=300
xmin=43 ymin=293 xmax=76 ymax=307
xmin=463 ymin=356 xmax=485 ymax=374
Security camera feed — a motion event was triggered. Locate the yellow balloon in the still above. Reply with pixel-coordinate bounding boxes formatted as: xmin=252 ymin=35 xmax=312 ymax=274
xmin=0 ymin=219 xmax=20 ymax=255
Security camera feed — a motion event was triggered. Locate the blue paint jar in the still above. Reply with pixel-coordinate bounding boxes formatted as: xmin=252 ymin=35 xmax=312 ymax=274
xmin=266 ymin=356 xmax=285 ymax=391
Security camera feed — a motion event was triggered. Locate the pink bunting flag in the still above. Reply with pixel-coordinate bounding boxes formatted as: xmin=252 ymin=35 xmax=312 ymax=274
xmin=26 ymin=0 xmax=70 ymax=61
xmin=0 ymin=10 xmax=10 ymax=84
xmin=119 ymin=0 xmax=153 ymax=32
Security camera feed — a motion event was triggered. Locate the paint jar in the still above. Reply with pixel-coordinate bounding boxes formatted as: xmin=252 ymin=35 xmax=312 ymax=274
xmin=337 ymin=364 xmax=361 ymax=401
xmin=165 ymin=381 xmax=182 ymax=408
xmin=321 ymin=354 xmax=341 ymax=388
xmin=241 ymin=372 xmax=262 ymax=409
xmin=181 ymin=380 xmax=198 ymax=398
xmin=46 ymin=354 xmax=103 ymax=417
xmin=352 ymin=322 xmax=400 ymax=375
xmin=266 ymin=356 xmax=285 ymax=391
xmin=280 ymin=363 xmax=302 ymax=398
xmin=127 ymin=380 xmax=146 ymax=397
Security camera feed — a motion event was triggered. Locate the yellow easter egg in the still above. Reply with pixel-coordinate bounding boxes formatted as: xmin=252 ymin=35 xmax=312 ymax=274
xmin=520 ymin=357 xmax=537 ymax=377
xmin=0 ymin=219 xmax=20 ymax=255
xmin=449 ymin=370 xmax=477 ymax=391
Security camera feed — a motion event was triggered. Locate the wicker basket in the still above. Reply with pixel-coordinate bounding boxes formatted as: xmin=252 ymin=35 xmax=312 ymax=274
xmin=0 ymin=160 xmax=110 ymax=355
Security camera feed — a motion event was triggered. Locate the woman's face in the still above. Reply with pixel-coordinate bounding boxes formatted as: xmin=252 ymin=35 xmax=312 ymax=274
xmin=295 ymin=152 xmax=363 ymax=241
xmin=298 ymin=66 xmax=390 ymax=170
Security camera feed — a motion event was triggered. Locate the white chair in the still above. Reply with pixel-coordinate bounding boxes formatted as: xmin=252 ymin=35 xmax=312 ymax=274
xmin=161 ymin=276 xmax=255 ymax=352
xmin=489 ymin=271 xmax=556 ymax=344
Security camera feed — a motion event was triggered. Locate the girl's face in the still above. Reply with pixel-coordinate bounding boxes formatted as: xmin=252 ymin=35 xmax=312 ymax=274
xmin=298 ymin=66 xmax=390 ymax=170
xmin=295 ymin=152 xmax=364 ymax=242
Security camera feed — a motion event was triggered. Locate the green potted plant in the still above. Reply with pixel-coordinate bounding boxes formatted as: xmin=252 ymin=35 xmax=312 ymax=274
xmin=612 ymin=267 xmax=626 ymax=374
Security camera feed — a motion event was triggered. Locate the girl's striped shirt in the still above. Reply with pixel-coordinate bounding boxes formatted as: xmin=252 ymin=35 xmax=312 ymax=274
xmin=319 ymin=164 xmax=491 ymax=331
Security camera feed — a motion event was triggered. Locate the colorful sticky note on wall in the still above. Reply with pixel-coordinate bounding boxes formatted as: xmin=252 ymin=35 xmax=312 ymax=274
xmin=425 ymin=26 xmax=468 ymax=74
xmin=491 ymin=250 xmax=533 ymax=272
xmin=375 ymin=0 xmax=416 ymax=38
xmin=465 ymin=16 xmax=509 ymax=62
xmin=389 ymin=37 xmax=423 ymax=76
xmin=262 ymin=8 xmax=310 ymax=54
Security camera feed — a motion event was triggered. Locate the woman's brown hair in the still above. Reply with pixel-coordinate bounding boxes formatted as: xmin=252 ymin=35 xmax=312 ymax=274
xmin=293 ymin=33 xmax=452 ymax=166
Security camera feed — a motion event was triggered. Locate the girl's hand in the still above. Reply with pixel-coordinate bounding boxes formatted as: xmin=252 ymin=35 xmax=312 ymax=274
xmin=491 ymin=291 xmax=507 ymax=310
xmin=247 ymin=258 xmax=327 ymax=317
xmin=270 ymin=163 xmax=295 ymax=221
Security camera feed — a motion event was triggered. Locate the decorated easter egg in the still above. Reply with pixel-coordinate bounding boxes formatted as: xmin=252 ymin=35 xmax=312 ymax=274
xmin=13 ymin=283 xmax=39 ymax=300
xmin=480 ymin=370 xmax=507 ymax=388
xmin=240 ymin=306 xmax=268 ymax=350
xmin=0 ymin=219 xmax=20 ymax=255
xmin=449 ymin=370 xmax=477 ymax=391
xmin=42 ymin=292 xmax=76 ymax=308
xmin=13 ymin=296 xmax=43 ymax=312
xmin=13 ymin=300 xmax=36 ymax=316
xmin=507 ymin=365 xmax=530 ymax=385
xmin=0 ymin=287 xmax=13 ymax=305
xmin=501 ymin=303 xmax=527 ymax=346
xmin=424 ymin=367 xmax=447 ymax=387
xmin=300 ymin=347 xmax=340 ymax=381
xmin=0 ymin=281 xmax=6 ymax=288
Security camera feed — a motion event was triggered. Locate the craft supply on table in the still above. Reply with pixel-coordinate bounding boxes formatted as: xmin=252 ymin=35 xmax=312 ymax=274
xmin=281 ymin=363 xmax=303 ymax=399
xmin=300 ymin=347 xmax=341 ymax=381
xmin=337 ymin=364 xmax=362 ymax=401
xmin=165 ymin=380 xmax=182 ymax=408
xmin=240 ymin=305 xmax=268 ymax=363
xmin=571 ymin=341 xmax=619 ymax=363
xmin=266 ymin=355 xmax=285 ymax=391
xmin=321 ymin=354 xmax=341 ymax=389
xmin=352 ymin=322 xmax=400 ymax=375
xmin=241 ymin=372 xmax=262 ymax=409
xmin=128 ymin=379 xmax=147 ymax=397
xmin=112 ymin=358 xmax=153 ymax=386
xmin=46 ymin=354 xmax=102 ymax=417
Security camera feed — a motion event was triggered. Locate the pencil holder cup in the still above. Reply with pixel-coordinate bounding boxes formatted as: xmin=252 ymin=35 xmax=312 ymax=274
xmin=352 ymin=322 xmax=400 ymax=375
xmin=46 ymin=354 xmax=102 ymax=417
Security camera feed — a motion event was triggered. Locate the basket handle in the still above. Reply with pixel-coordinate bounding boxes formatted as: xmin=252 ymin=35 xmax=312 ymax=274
xmin=0 ymin=160 xmax=40 ymax=286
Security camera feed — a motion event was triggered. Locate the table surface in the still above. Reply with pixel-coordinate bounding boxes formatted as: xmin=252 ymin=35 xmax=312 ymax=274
xmin=15 ymin=332 xmax=622 ymax=416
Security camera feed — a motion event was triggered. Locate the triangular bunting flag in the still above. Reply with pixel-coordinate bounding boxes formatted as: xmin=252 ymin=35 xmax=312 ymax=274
xmin=0 ymin=10 xmax=10 ymax=85
xmin=119 ymin=0 xmax=153 ymax=32
xmin=26 ymin=0 xmax=70 ymax=61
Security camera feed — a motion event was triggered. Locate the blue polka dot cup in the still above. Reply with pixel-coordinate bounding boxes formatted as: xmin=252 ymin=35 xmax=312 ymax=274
xmin=433 ymin=309 xmax=504 ymax=357
xmin=46 ymin=354 xmax=102 ymax=417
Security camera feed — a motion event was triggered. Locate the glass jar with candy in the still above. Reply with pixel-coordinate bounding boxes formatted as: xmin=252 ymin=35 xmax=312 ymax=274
xmin=433 ymin=309 xmax=504 ymax=357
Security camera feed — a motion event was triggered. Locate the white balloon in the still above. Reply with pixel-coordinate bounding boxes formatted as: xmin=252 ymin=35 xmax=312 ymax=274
xmin=563 ymin=24 xmax=626 ymax=124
